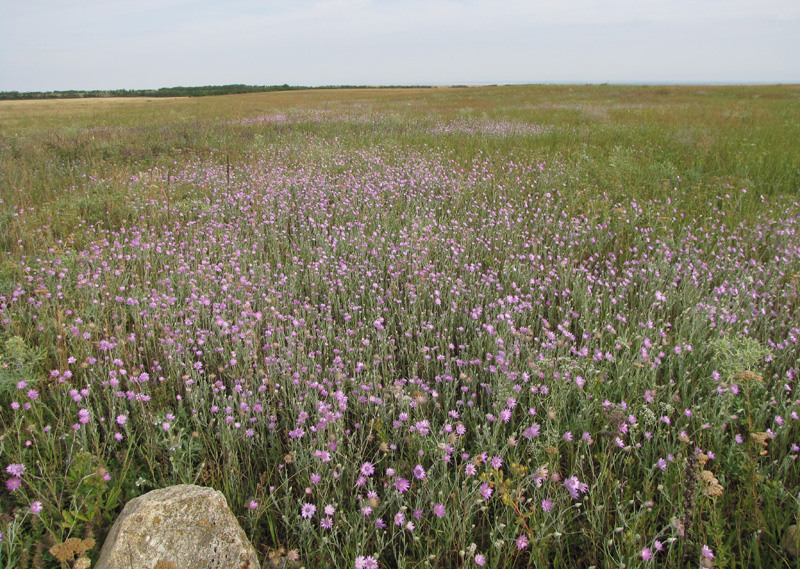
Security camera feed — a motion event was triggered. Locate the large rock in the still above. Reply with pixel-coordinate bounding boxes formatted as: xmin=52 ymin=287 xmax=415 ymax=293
xmin=96 ymin=484 xmax=260 ymax=569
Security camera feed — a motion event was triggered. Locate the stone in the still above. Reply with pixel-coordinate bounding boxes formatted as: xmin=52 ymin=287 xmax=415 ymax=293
xmin=95 ymin=484 xmax=260 ymax=569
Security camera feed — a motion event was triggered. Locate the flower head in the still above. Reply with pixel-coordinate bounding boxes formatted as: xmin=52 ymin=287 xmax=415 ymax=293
xmin=355 ymin=555 xmax=379 ymax=569
xmin=5 ymin=463 xmax=25 ymax=477
xmin=563 ymin=475 xmax=588 ymax=500
xmin=300 ymin=503 xmax=316 ymax=519
xmin=394 ymin=477 xmax=410 ymax=493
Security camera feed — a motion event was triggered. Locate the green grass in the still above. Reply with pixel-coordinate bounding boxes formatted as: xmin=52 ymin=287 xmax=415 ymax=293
xmin=1 ymin=85 xmax=798 ymax=254
xmin=1 ymin=84 xmax=799 ymax=569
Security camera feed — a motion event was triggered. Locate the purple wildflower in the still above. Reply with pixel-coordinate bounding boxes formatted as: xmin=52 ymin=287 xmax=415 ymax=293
xmin=394 ymin=477 xmax=410 ymax=493
xmin=563 ymin=476 xmax=588 ymax=500
xmin=361 ymin=462 xmax=375 ymax=477
xmin=355 ymin=556 xmax=378 ymax=569
xmin=5 ymin=464 xmax=25 ymax=477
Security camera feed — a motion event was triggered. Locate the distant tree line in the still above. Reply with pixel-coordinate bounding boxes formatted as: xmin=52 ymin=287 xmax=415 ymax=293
xmin=0 ymin=84 xmax=433 ymax=101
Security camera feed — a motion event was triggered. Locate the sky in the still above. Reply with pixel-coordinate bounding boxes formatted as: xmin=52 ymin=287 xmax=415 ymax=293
xmin=1 ymin=0 xmax=798 ymax=91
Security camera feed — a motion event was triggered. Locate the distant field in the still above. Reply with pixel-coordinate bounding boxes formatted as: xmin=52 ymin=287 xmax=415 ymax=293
xmin=1 ymin=85 xmax=799 ymax=568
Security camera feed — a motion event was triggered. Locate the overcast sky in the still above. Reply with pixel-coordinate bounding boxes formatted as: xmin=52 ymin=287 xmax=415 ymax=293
xmin=1 ymin=0 xmax=798 ymax=91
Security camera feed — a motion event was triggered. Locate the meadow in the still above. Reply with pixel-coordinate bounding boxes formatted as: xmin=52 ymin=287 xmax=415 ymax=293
xmin=1 ymin=84 xmax=799 ymax=568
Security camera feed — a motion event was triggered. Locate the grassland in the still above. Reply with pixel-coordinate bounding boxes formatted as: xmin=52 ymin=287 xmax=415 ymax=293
xmin=1 ymin=84 xmax=800 ymax=568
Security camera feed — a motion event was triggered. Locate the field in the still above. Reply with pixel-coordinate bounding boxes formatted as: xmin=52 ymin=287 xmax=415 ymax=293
xmin=1 ymin=84 xmax=800 ymax=568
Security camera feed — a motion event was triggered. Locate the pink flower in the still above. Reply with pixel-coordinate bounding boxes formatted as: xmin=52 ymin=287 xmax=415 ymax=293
xmin=523 ymin=423 xmax=541 ymax=439
xmin=30 ymin=501 xmax=43 ymax=515
xmin=6 ymin=477 xmax=21 ymax=491
xmin=701 ymin=545 xmax=714 ymax=559
xmin=490 ymin=456 xmax=503 ymax=469
xmin=394 ymin=477 xmax=410 ymax=493
xmin=433 ymin=503 xmax=446 ymax=518
xmin=413 ymin=464 xmax=426 ymax=479
xmin=480 ymin=483 xmax=493 ymax=499
xmin=361 ymin=462 xmax=375 ymax=476
xmin=640 ymin=547 xmax=652 ymax=560
xmin=541 ymin=498 xmax=553 ymax=511
xmin=475 ymin=553 xmax=486 ymax=566
xmin=516 ymin=534 xmax=528 ymax=550
xmin=300 ymin=503 xmax=316 ymax=519
xmin=5 ymin=464 xmax=25 ymax=477
xmin=355 ymin=555 xmax=378 ymax=569
xmin=563 ymin=476 xmax=588 ymax=500
xmin=248 ymin=500 xmax=258 ymax=510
